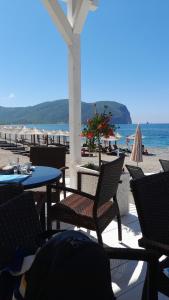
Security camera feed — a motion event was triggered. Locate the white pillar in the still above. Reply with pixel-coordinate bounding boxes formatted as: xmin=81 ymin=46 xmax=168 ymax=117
xmin=43 ymin=0 xmax=99 ymax=188
xmin=68 ymin=1 xmax=81 ymax=188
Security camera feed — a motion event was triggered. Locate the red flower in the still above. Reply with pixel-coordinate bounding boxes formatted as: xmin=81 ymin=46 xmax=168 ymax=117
xmin=87 ymin=132 xmax=94 ymax=139
xmin=108 ymin=128 xmax=114 ymax=136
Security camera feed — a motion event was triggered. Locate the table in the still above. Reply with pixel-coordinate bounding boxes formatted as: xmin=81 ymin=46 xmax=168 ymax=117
xmin=22 ymin=166 xmax=62 ymax=230
xmin=22 ymin=166 xmax=61 ymax=189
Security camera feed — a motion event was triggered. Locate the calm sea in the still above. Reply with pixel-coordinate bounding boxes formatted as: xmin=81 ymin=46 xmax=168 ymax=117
xmin=26 ymin=123 xmax=169 ymax=149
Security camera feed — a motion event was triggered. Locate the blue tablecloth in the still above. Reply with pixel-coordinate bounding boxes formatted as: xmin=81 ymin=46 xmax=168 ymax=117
xmin=0 ymin=174 xmax=30 ymax=183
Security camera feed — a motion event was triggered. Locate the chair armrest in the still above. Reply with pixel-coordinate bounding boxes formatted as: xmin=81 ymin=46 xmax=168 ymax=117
xmin=104 ymin=246 xmax=159 ymax=262
xmin=60 ymin=166 xmax=69 ymax=171
xmin=39 ymin=229 xmax=66 ymax=239
xmin=139 ymin=237 xmax=169 ymax=256
xmin=77 ymin=171 xmax=99 ymax=177
xmin=51 ymin=183 xmax=95 ymax=201
xmin=105 ymin=246 xmax=159 ymax=299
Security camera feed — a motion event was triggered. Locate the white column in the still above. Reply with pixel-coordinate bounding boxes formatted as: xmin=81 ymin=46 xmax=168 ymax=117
xmin=68 ymin=1 xmax=81 ymax=188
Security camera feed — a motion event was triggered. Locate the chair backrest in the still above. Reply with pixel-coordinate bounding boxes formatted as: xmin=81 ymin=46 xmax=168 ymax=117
xmin=130 ymin=171 xmax=169 ymax=244
xmin=159 ymin=159 xmax=169 ymax=172
xmin=95 ymin=154 xmax=125 ymax=207
xmin=0 ymin=191 xmax=42 ymax=269
xmin=0 ymin=183 xmax=23 ymax=205
xmin=30 ymin=146 xmax=66 ymax=169
xmin=125 ymin=164 xmax=145 ymax=179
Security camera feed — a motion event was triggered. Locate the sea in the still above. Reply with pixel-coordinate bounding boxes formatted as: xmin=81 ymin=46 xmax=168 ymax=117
xmin=25 ymin=123 xmax=169 ymax=149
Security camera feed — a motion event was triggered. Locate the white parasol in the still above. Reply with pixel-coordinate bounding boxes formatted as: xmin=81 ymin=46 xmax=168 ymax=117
xmin=130 ymin=124 xmax=143 ymax=166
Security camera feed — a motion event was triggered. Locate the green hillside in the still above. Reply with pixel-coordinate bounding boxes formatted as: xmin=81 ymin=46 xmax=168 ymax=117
xmin=0 ymin=99 xmax=132 ymax=124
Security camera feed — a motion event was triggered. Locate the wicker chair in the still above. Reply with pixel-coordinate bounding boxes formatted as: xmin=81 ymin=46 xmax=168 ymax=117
xmin=0 ymin=183 xmax=23 ymax=205
xmin=159 ymin=159 xmax=169 ymax=172
xmin=0 ymin=190 xmax=158 ymax=300
xmin=130 ymin=171 xmax=169 ymax=298
xmin=125 ymin=164 xmax=145 ymax=179
xmin=30 ymin=145 xmax=68 ymax=190
xmin=50 ymin=155 xmax=125 ymax=245
xmin=0 ymin=191 xmax=43 ymax=271
xmin=30 ymin=145 xmax=68 ymax=229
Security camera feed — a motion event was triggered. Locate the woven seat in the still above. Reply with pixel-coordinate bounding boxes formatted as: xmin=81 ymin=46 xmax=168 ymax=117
xmin=50 ymin=155 xmax=125 ymax=245
xmin=55 ymin=193 xmax=116 ymax=232
xmin=130 ymin=171 xmax=169 ymax=298
xmin=159 ymin=159 xmax=169 ymax=172
xmin=125 ymin=164 xmax=145 ymax=179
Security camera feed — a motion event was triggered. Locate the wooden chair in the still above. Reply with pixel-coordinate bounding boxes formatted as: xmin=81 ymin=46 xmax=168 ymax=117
xmin=0 ymin=189 xmax=158 ymax=300
xmin=130 ymin=171 xmax=169 ymax=298
xmin=159 ymin=159 xmax=169 ymax=172
xmin=50 ymin=155 xmax=125 ymax=245
xmin=125 ymin=164 xmax=145 ymax=179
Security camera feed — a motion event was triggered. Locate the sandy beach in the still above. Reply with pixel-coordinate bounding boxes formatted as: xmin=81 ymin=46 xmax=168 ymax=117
xmin=79 ymin=147 xmax=169 ymax=174
xmin=0 ymin=146 xmax=169 ymax=176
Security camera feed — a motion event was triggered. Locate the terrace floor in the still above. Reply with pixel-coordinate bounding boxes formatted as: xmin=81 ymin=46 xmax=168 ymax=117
xmin=54 ymin=177 xmax=168 ymax=300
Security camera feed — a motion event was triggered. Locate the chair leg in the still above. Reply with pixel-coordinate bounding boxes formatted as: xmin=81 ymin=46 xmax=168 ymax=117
xmin=116 ymin=213 xmax=122 ymax=242
xmin=56 ymin=220 xmax=60 ymax=230
xmin=95 ymin=222 xmax=103 ymax=245
xmin=141 ymin=260 xmax=158 ymax=300
xmin=96 ymin=230 xmax=103 ymax=245
xmin=62 ymin=170 xmax=66 ymax=198
xmin=40 ymin=202 xmax=46 ymax=231
xmin=141 ymin=271 xmax=148 ymax=300
xmin=114 ymin=195 xmax=122 ymax=242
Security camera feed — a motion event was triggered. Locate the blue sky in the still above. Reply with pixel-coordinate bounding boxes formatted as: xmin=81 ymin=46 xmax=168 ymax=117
xmin=0 ymin=0 xmax=169 ymax=123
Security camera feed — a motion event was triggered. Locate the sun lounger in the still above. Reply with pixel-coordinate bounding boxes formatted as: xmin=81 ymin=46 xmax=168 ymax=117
xmin=3 ymin=147 xmax=25 ymax=151
xmin=0 ymin=143 xmax=17 ymax=148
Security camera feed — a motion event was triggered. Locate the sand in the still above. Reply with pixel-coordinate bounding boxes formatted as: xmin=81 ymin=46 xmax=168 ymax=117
xmin=1 ymin=146 xmax=169 ymax=176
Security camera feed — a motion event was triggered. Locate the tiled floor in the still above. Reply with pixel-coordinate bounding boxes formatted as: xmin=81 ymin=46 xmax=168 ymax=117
xmin=56 ymin=178 xmax=168 ymax=299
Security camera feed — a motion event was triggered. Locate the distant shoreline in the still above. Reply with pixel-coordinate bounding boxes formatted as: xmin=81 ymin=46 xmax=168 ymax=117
xmin=1 ymin=123 xmax=169 ymax=149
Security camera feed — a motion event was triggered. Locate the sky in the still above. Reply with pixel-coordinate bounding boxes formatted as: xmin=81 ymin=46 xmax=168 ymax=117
xmin=0 ymin=0 xmax=169 ymax=123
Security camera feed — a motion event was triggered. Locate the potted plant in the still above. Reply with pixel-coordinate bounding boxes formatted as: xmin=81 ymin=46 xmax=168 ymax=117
xmin=80 ymin=107 xmax=116 ymax=169
xmin=76 ymin=106 xmax=115 ymax=195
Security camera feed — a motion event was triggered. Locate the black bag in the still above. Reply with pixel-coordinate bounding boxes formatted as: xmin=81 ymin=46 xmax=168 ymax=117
xmin=25 ymin=230 xmax=115 ymax=300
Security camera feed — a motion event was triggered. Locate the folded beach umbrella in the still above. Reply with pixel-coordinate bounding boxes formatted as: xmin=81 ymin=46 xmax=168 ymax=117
xmin=24 ymin=128 xmax=43 ymax=145
xmin=130 ymin=124 xmax=143 ymax=166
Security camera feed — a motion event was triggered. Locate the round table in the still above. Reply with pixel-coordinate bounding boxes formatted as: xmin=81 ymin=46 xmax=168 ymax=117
xmin=22 ymin=166 xmax=62 ymax=189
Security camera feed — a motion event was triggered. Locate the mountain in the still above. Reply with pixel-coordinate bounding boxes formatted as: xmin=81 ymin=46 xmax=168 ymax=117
xmin=0 ymin=99 xmax=132 ymax=124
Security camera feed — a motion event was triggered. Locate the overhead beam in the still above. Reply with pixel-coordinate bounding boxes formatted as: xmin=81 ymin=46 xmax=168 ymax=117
xmin=42 ymin=0 xmax=73 ymax=46
xmin=73 ymin=0 xmax=89 ymax=34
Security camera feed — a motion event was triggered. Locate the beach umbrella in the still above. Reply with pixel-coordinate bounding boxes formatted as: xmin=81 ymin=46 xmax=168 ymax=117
xmin=29 ymin=128 xmax=44 ymax=145
xmin=130 ymin=124 xmax=143 ymax=166
xmin=19 ymin=127 xmax=43 ymax=145
xmin=101 ymin=132 xmax=122 ymax=143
